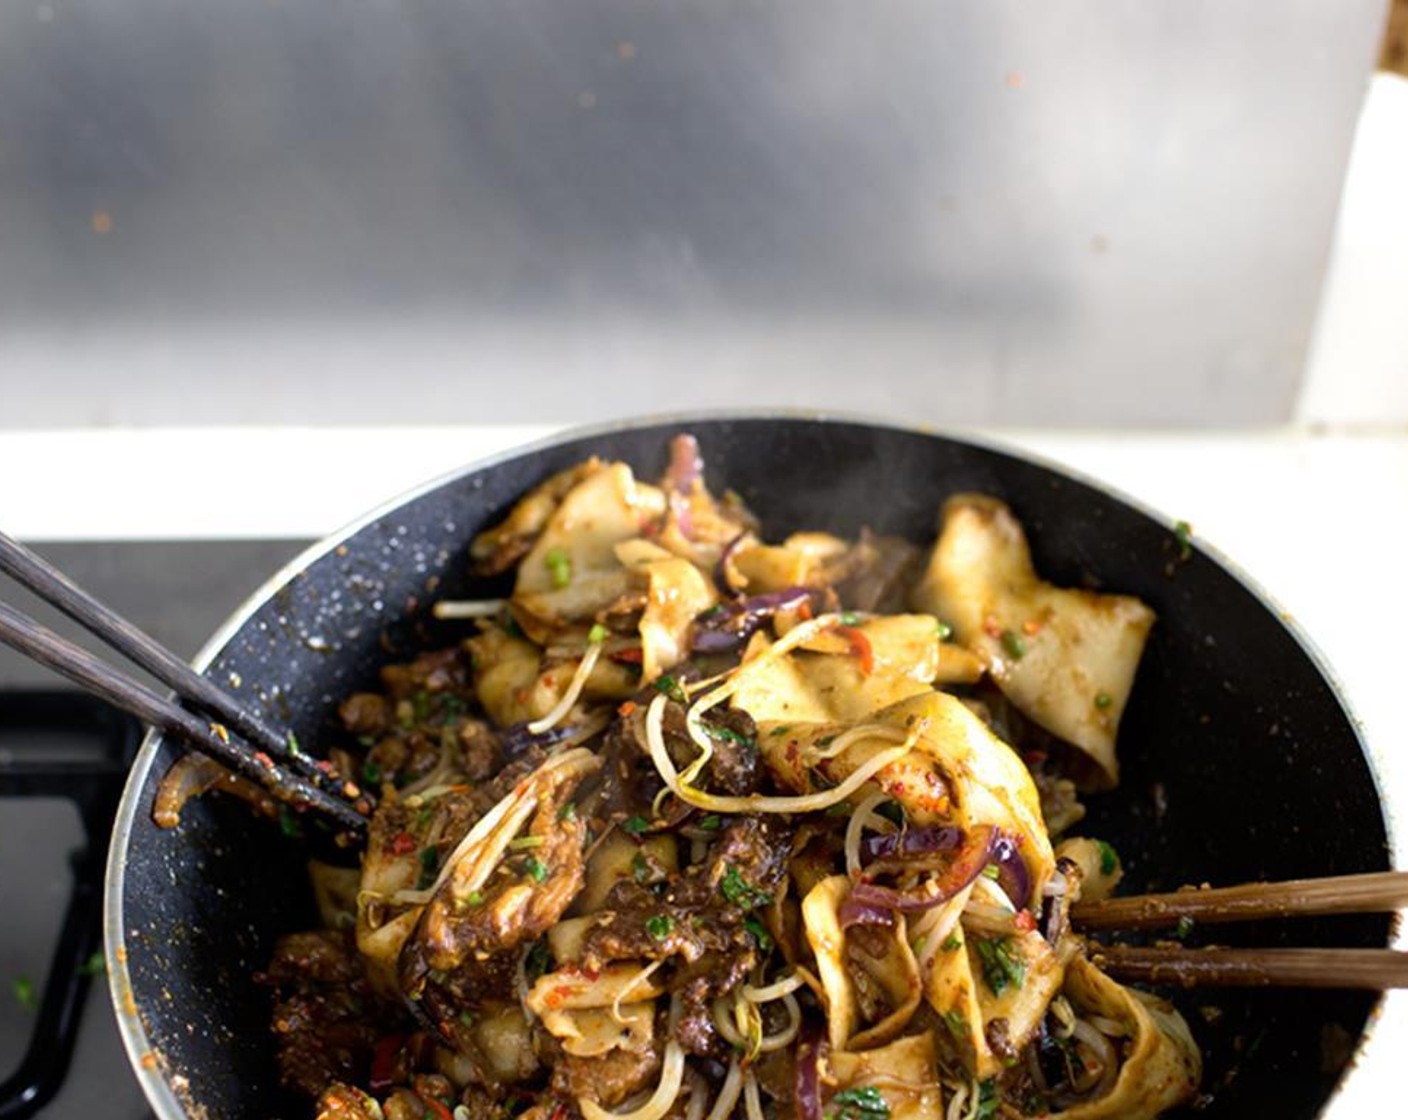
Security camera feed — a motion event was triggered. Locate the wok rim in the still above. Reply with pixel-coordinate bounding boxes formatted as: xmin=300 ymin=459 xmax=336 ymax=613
xmin=102 ymin=408 xmax=1401 ymax=1120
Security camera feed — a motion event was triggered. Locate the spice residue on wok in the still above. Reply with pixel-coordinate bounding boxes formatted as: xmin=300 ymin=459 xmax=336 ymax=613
xmin=251 ymin=434 xmax=1200 ymax=1120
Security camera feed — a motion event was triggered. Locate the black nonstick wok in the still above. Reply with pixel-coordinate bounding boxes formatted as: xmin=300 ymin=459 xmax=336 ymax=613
xmin=103 ymin=415 xmax=1395 ymax=1119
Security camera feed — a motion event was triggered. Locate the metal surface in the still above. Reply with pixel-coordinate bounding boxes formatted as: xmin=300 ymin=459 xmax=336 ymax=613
xmin=104 ymin=415 xmax=1392 ymax=1120
xmin=0 ymin=1 xmax=1388 ymax=427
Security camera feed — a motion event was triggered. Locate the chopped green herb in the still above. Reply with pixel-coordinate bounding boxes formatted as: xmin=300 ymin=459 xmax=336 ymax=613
xmin=720 ymin=866 xmax=772 ymax=910
xmin=525 ymin=940 xmax=550 ymax=981
xmin=828 ymin=1085 xmax=890 ymax=1120
xmin=697 ymin=814 xmax=722 ymax=831
xmin=815 ymin=734 xmax=837 ymax=748
xmin=704 ymin=724 xmax=755 ymax=750
xmin=743 ymin=917 xmax=773 ymax=952
xmin=558 ymin=801 xmax=578 ymax=822
xmin=1094 ymin=691 xmax=1113 ymax=710
xmin=645 ymin=914 xmax=674 ymax=940
xmin=942 ymin=1009 xmax=968 ymax=1039
xmin=699 ymin=604 xmax=727 ymax=622
xmin=286 ymin=731 xmax=303 ymax=756
xmin=458 ymin=1009 xmax=476 ymax=1028
xmin=981 ymin=864 xmax=1001 ymax=881
xmin=509 ymin=835 xmax=545 ymax=851
xmin=653 ymin=675 xmax=688 ymax=704
xmin=999 ymin=629 xmax=1026 ymax=659
xmin=467 ymin=890 xmax=484 ymax=905
xmin=79 ymin=951 xmax=106 ymax=977
xmin=975 ymin=936 xmax=1026 ymax=996
xmin=416 ymin=807 xmax=434 ymax=829
xmin=769 ymin=725 xmax=792 ymax=737
xmin=545 ymin=547 xmax=572 ymax=588
xmin=278 ymin=805 xmax=303 ymax=839
xmin=1095 ymin=840 xmax=1119 ymax=877
xmin=623 ymin=815 xmax=651 ymax=836
xmin=588 ymin=623 xmax=607 ymax=645
xmin=417 ymin=846 xmax=440 ymax=889
xmin=632 ymin=852 xmax=651 ymax=883
xmin=839 ymin=612 xmax=861 ymax=626
xmin=1176 ymin=915 xmax=1196 ymax=940
xmin=361 ymin=759 xmax=383 ymax=784
xmin=12 ymin=976 xmax=35 ymax=1009
xmin=1173 ymin=520 xmax=1194 ymax=561
xmin=941 ymin=934 xmax=963 ymax=952
xmin=936 ymin=620 xmax=954 ymax=642
xmin=524 ymin=856 xmax=549 ymax=883
xmin=974 ymin=1078 xmax=999 ymax=1120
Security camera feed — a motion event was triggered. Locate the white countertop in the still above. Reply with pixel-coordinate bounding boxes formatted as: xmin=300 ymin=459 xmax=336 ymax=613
xmin=1 ymin=421 xmax=1404 ymax=1115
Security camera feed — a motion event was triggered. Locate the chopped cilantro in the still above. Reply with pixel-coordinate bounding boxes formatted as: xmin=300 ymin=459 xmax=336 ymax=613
xmin=769 ymin=725 xmax=791 ymax=737
xmin=653 ymin=675 xmax=688 ymax=704
xmin=704 ymin=724 xmax=755 ymax=750
xmin=417 ymin=846 xmax=440 ymax=889
xmin=941 ymin=934 xmax=962 ymax=952
xmin=1176 ymin=915 xmax=1196 ymax=940
xmin=1173 ymin=520 xmax=1194 ymax=561
xmin=1095 ymin=840 xmax=1119 ymax=877
xmin=697 ymin=814 xmax=722 ymax=831
xmin=13 ymin=976 xmax=36 ymax=1009
xmin=744 ymin=917 xmax=773 ymax=952
xmin=623 ymin=815 xmax=650 ymax=836
xmin=975 ymin=937 xmax=1026 ymax=996
xmin=286 ymin=731 xmax=303 ymax=756
xmin=467 ymin=890 xmax=484 ymax=905
xmin=1094 ymin=691 xmax=1113 ymax=710
xmin=645 ymin=914 xmax=673 ymax=940
xmin=936 ymin=620 xmax=954 ymax=642
xmin=524 ymin=856 xmax=549 ymax=883
xmin=361 ymin=759 xmax=383 ymax=785
xmin=632 ymin=852 xmax=650 ymax=883
xmin=458 ymin=1009 xmax=476 ymax=1027
xmin=999 ymin=629 xmax=1026 ymax=659
xmin=720 ymin=866 xmax=771 ymax=910
xmin=545 ymin=547 xmax=572 ymax=588
xmin=974 ymin=1079 xmax=999 ymax=1120
xmin=829 ymin=1086 xmax=889 ymax=1120
xmin=558 ymin=801 xmax=578 ymax=822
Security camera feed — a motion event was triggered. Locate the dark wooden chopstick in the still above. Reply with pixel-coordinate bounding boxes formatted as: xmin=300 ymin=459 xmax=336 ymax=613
xmin=0 ymin=529 xmax=363 ymax=808
xmin=0 ymin=600 xmax=368 ymax=831
xmin=1092 ymin=945 xmax=1408 ymax=990
xmin=1071 ymin=870 xmax=1408 ymax=932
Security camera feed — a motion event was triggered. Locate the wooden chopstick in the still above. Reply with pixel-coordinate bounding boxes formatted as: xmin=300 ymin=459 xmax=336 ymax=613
xmin=0 ymin=529 xmax=364 ymax=808
xmin=0 ymin=600 xmax=368 ymax=831
xmin=1092 ymin=944 xmax=1408 ymax=990
xmin=1071 ymin=870 xmax=1408 ymax=931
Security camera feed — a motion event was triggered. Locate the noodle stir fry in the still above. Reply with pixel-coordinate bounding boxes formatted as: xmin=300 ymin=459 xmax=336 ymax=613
xmin=261 ymin=435 xmax=1200 ymax=1120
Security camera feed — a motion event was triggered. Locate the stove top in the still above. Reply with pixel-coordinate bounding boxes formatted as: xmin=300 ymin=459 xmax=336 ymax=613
xmin=0 ymin=540 xmax=313 ymax=1119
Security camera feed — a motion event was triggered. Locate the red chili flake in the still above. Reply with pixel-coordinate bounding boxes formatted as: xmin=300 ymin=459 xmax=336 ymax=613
xmin=982 ymin=616 xmax=1003 ymax=638
xmin=390 ymin=832 xmax=417 ymax=855
xmin=254 ymin=751 xmax=274 ymax=768
xmin=1022 ymin=619 xmax=1043 ymax=636
xmin=796 ymin=599 xmax=814 ymax=621
xmin=1014 ymin=909 xmax=1038 ymax=933
xmin=542 ymin=675 xmax=556 ymax=689
xmin=618 ymin=700 xmax=639 ymax=717
xmin=837 ymin=626 xmax=874 ymax=674
xmin=611 ymin=647 xmax=644 ymax=664
xmin=513 ymin=688 xmax=530 ymax=704
xmin=368 ymin=1034 xmax=404 ymax=1094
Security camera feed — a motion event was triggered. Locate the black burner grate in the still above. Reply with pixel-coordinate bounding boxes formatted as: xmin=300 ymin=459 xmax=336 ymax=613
xmin=0 ymin=693 xmax=140 ymax=1120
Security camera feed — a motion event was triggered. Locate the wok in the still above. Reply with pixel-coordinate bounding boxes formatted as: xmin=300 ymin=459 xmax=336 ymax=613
xmin=103 ymin=415 xmax=1394 ymax=1119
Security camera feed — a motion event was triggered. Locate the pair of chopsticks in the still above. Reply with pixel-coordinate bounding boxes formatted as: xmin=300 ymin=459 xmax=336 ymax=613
xmin=1073 ymin=870 xmax=1408 ymax=989
xmin=0 ymin=530 xmax=370 ymax=832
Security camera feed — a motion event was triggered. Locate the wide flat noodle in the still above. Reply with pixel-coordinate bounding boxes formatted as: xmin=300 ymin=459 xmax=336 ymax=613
xmin=828 ymin=1032 xmax=944 ymax=1120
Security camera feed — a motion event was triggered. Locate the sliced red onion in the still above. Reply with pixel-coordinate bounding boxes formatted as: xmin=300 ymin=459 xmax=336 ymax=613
xmin=794 ymin=1020 xmax=825 ymax=1120
xmin=838 ymin=896 xmax=899 ymax=929
xmin=499 ymin=722 xmax=571 ymax=759
xmin=990 ymin=832 xmax=1032 ymax=911
xmin=860 ymin=825 xmax=962 ymax=867
xmin=848 ymin=825 xmax=996 ymax=915
xmin=690 ymin=587 xmax=812 ymax=653
xmin=713 ymin=531 xmax=749 ymax=595
xmin=666 ymin=433 xmax=703 ymax=493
